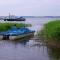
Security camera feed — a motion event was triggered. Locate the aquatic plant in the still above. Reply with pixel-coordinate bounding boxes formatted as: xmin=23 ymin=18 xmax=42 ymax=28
xmin=0 ymin=23 xmax=31 ymax=31
xmin=39 ymin=20 xmax=60 ymax=48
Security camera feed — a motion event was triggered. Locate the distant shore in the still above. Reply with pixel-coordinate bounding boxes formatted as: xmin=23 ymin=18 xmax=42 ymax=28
xmin=0 ymin=16 xmax=60 ymax=20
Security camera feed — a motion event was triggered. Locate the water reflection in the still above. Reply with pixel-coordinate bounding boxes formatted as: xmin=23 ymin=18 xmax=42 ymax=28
xmin=0 ymin=33 xmax=60 ymax=60
xmin=12 ymin=35 xmax=34 ymax=46
xmin=47 ymin=47 xmax=60 ymax=60
xmin=0 ymin=34 xmax=49 ymax=60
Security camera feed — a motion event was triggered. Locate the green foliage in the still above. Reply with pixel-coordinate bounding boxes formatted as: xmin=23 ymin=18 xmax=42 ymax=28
xmin=15 ymin=23 xmax=31 ymax=28
xmin=0 ymin=23 xmax=31 ymax=31
xmin=40 ymin=20 xmax=60 ymax=42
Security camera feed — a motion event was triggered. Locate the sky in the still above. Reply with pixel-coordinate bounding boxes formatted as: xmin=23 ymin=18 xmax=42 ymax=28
xmin=0 ymin=0 xmax=60 ymax=16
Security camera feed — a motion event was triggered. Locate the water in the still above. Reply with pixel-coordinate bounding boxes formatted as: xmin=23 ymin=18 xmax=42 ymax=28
xmin=0 ymin=18 xmax=60 ymax=60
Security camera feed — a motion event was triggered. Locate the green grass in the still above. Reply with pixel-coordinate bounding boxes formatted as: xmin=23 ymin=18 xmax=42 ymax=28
xmin=0 ymin=23 xmax=31 ymax=31
xmin=40 ymin=20 xmax=60 ymax=43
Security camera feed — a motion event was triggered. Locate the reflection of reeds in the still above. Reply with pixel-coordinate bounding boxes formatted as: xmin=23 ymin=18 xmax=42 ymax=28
xmin=47 ymin=47 xmax=60 ymax=60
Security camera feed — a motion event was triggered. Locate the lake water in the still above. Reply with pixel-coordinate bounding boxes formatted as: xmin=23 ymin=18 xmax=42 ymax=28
xmin=0 ymin=18 xmax=60 ymax=60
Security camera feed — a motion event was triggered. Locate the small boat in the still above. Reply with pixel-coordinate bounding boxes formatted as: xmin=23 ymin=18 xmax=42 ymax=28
xmin=0 ymin=28 xmax=35 ymax=40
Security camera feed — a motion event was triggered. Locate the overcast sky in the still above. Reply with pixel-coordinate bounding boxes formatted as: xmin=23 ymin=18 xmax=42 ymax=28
xmin=0 ymin=0 xmax=60 ymax=16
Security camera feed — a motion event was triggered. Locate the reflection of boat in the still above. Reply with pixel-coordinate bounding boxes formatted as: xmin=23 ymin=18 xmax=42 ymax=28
xmin=0 ymin=28 xmax=35 ymax=40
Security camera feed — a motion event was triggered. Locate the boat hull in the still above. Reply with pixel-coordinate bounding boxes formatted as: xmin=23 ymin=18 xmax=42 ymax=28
xmin=9 ymin=32 xmax=34 ymax=40
xmin=2 ymin=32 xmax=35 ymax=40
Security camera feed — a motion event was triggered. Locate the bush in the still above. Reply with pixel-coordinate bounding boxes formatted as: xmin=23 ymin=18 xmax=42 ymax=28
xmin=0 ymin=23 xmax=31 ymax=31
xmin=40 ymin=20 xmax=60 ymax=42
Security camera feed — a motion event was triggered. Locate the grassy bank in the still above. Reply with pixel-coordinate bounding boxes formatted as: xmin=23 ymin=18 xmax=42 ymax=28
xmin=0 ymin=23 xmax=31 ymax=31
xmin=39 ymin=20 xmax=60 ymax=48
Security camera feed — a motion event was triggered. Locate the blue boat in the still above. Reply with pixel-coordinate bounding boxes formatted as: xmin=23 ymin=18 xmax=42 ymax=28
xmin=0 ymin=27 xmax=35 ymax=40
